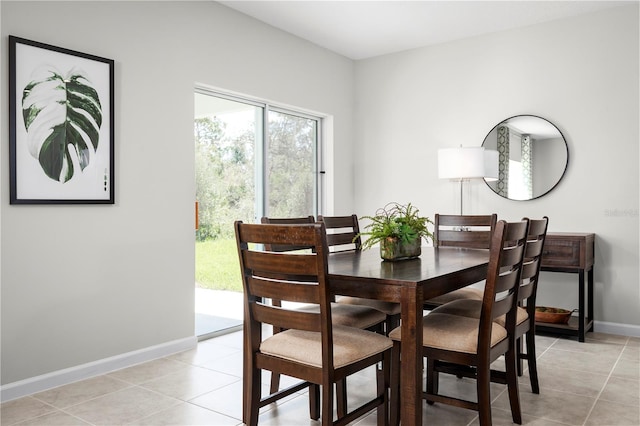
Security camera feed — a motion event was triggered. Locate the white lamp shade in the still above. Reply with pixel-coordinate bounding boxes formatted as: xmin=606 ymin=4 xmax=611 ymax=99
xmin=438 ymin=147 xmax=486 ymax=180
xmin=438 ymin=147 xmax=499 ymax=180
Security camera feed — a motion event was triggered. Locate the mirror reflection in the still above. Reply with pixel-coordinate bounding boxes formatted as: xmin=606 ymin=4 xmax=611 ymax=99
xmin=482 ymin=115 xmax=568 ymax=201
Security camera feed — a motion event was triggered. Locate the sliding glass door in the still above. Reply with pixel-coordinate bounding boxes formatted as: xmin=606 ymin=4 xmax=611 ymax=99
xmin=194 ymin=89 xmax=321 ymax=338
xmin=266 ymin=109 xmax=319 ymax=217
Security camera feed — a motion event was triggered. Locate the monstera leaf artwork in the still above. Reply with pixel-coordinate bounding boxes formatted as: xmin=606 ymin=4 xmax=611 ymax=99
xmin=21 ymin=66 xmax=102 ymax=183
xmin=9 ymin=36 xmax=114 ymax=204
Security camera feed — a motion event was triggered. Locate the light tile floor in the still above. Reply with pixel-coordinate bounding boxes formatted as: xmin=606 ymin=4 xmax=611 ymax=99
xmin=2 ymin=331 xmax=639 ymax=425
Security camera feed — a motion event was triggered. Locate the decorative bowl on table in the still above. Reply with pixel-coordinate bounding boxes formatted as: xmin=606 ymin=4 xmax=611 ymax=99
xmin=380 ymin=236 xmax=421 ymax=261
xmin=535 ymin=306 xmax=574 ymax=324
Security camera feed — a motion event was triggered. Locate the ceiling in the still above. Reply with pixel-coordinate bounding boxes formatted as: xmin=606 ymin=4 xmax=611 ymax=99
xmin=219 ymin=1 xmax=634 ymax=60
xmin=504 ymin=116 xmax=561 ymax=139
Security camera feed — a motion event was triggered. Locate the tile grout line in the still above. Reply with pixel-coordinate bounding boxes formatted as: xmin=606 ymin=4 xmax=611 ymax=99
xmin=580 ymin=336 xmax=630 ymax=426
xmin=2 ymin=397 xmax=57 ymax=426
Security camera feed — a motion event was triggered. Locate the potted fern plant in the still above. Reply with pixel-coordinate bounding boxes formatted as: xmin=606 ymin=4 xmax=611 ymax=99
xmin=357 ymin=202 xmax=434 ymax=261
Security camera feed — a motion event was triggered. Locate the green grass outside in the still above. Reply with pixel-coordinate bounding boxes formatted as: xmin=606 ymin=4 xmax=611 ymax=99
xmin=195 ymin=238 xmax=243 ymax=292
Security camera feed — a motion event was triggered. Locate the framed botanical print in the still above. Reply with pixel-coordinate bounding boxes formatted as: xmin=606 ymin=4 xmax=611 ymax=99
xmin=9 ymin=36 xmax=115 ymax=204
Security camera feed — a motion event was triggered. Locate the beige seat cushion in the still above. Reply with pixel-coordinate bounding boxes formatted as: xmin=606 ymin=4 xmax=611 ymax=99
xmin=389 ymin=313 xmax=507 ymax=354
xmin=425 ymin=287 xmax=484 ymax=306
xmin=297 ymin=302 xmax=387 ymax=329
xmin=260 ymin=325 xmax=393 ymax=368
xmin=431 ymin=299 xmax=529 ymax=327
xmin=337 ymin=296 xmax=402 ymax=316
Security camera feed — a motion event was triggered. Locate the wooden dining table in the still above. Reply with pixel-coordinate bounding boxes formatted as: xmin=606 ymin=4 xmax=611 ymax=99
xmin=328 ymin=246 xmax=490 ymax=426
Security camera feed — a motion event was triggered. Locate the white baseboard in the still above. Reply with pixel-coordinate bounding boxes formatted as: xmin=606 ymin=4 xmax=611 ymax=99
xmin=0 ymin=336 xmax=197 ymax=403
xmin=594 ymin=320 xmax=640 ymax=338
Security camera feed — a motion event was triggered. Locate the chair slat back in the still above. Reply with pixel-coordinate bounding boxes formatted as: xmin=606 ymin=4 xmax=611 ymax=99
xmin=243 ymin=250 xmax=320 ymax=277
xmin=318 ymin=214 xmax=362 ymax=252
xmin=480 ymin=219 xmax=529 ymax=348
xmin=235 ymin=221 xmax=331 ymax=335
xmin=252 ymin=303 xmax=321 ymax=333
xmin=260 ymin=216 xmax=316 ymax=252
xmin=518 ymin=217 xmax=549 ymax=305
xmin=434 ymin=214 xmax=497 ymax=249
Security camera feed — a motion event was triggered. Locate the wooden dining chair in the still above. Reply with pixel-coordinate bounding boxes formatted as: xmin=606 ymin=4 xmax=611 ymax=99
xmin=319 ymin=214 xmax=402 ymax=334
xmin=513 ymin=216 xmax=548 ymax=391
xmin=260 ymin=216 xmax=386 ymax=332
xmin=235 ymin=221 xmax=393 ymax=426
xmin=423 ymin=213 xmax=498 ymax=310
xmin=389 ymin=219 xmax=529 ymax=426
xmin=432 ymin=217 xmax=549 ymax=394
xmin=261 ymin=215 xmax=387 ymax=415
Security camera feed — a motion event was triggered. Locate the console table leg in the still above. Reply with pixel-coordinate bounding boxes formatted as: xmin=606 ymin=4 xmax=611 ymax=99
xmin=578 ymin=270 xmax=585 ymax=342
xmin=588 ymin=267 xmax=594 ymax=333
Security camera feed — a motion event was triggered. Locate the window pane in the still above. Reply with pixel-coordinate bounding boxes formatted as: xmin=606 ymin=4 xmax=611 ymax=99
xmin=266 ymin=110 xmax=317 ymax=217
xmin=195 ymin=93 xmax=260 ymax=239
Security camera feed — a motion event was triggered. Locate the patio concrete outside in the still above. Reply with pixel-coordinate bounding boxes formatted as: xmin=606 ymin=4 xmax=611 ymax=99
xmin=195 ymin=287 xmax=243 ymax=339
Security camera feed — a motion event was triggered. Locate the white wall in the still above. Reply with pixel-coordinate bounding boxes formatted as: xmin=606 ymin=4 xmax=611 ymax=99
xmin=0 ymin=1 xmax=355 ymax=388
xmin=354 ymin=6 xmax=639 ymax=327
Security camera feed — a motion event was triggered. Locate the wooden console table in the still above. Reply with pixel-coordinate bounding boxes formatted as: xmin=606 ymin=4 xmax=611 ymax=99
xmin=537 ymin=232 xmax=595 ymax=342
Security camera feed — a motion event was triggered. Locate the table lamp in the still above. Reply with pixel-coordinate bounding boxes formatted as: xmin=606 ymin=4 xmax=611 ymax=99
xmin=438 ymin=146 xmax=498 ymax=215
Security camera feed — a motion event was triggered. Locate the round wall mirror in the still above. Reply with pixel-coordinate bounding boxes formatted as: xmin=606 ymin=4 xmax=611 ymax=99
xmin=482 ymin=115 xmax=568 ymax=201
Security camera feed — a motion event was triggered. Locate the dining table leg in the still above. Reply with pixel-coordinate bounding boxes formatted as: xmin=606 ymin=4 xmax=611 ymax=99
xmin=400 ymin=286 xmax=424 ymax=426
